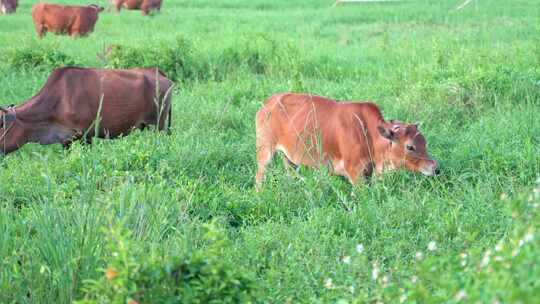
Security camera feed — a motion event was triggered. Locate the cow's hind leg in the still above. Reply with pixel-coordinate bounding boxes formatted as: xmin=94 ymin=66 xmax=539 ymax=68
xmin=34 ymin=23 xmax=46 ymax=38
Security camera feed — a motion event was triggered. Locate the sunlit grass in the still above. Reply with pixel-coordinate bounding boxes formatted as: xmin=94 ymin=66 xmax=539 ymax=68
xmin=0 ymin=0 xmax=539 ymax=302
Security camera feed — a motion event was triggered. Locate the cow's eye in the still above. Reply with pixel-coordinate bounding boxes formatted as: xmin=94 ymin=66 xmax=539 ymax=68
xmin=406 ymin=144 xmax=415 ymax=152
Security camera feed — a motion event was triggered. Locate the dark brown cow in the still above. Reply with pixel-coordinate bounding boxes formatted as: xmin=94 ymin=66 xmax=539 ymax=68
xmin=113 ymin=0 xmax=162 ymax=15
xmin=0 ymin=67 xmax=173 ymax=154
xmin=255 ymin=93 xmax=438 ymax=190
xmin=0 ymin=0 xmax=17 ymax=14
xmin=31 ymin=3 xmax=104 ymax=38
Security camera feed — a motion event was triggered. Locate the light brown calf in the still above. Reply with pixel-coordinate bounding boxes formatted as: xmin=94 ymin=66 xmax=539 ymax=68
xmin=255 ymin=93 xmax=438 ymax=190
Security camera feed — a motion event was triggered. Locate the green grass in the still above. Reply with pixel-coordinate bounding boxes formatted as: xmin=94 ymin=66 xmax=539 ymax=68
xmin=1 ymin=0 xmax=540 ymax=303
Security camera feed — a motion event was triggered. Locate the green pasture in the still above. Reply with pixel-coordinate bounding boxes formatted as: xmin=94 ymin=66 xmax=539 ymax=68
xmin=0 ymin=0 xmax=539 ymax=303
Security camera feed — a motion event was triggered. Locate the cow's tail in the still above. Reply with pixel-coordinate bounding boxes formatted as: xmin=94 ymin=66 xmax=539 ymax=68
xmin=167 ymin=102 xmax=172 ymax=135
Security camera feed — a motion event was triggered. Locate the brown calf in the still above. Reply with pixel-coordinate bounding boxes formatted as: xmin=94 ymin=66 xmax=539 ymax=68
xmin=255 ymin=93 xmax=438 ymax=190
xmin=31 ymin=3 xmax=104 ymax=38
xmin=0 ymin=67 xmax=173 ymax=154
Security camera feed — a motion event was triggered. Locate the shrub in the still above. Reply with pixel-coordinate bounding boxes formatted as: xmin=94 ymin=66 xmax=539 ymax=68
xmin=6 ymin=42 xmax=76 ymax=70
xmin=105 ymin=36 xmax=201 ymax=81
xmin=77 ymin=222 xmax=257 ymax=304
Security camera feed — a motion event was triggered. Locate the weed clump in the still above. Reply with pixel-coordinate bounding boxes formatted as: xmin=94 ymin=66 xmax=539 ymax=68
xmin=103 ymin=34 xmax=308 ymax=82
xmin=104 ymin=37 xmax=200 ymax=81
xmin=77 ymin=222 xmax=257 ymax=304
xmin=6 ymin=42 xmax=76 ymax=70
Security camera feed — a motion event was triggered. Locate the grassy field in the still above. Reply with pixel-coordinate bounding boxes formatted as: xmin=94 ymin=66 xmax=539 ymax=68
xmin=1 ymin=0 xmax=540 ymax=302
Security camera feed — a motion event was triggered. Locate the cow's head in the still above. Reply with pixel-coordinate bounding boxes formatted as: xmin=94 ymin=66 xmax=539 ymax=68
xmin=0 ymin=105 xmax=26 ymax=154
xmin=89 ymin=4 xmax=105 ymax=12
xmin=377 ymin=120 xmax=438 ymax=176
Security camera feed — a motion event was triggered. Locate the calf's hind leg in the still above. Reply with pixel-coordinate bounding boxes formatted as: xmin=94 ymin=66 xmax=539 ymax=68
xmin=255 ymin=129 xmax=276 ymax=192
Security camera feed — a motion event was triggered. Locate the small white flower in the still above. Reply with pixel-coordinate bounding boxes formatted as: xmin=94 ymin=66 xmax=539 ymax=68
xmin=481 ymin=250 xmax=491 ymax=268
xmin=356 ymin=244 xmax=365 ymax=254
xmin=324 ymin=278 xmax=335 ymax=289
xmin=524 ymin=233 xmax=534 ymax=243
xmin=415 ymin=251 xmax=424 ymax=261
xmin=518 ymin=239 xmax=525 ymax=247
xmin=460 ymin=252 xmax=468 ymax=259
xmin=399 ymin=294 xmax=407 ymax=303
xmin=372 ymin=262 xmax=380 ymax=280
xmin=342 ymin=256 xmax=351 ymax=264
xmin=495 ymin=243 xmax=503 ymax=252
xmin=349 ymin=285 xmax=355 ymax=293
xmin=454 ymin=290 xmax=468 ymax=301
xmin=428 ymin=241 xmax=437 ymax=251
xmin=411 ymin=275 xmax=418 ymax=284
xmin=372 ymin=268 xmax=379 ymax=280
xmin=494 ymin=256 xmax=503 ymax=262
xmin=381 ymin=275 xmax=389 ymax=288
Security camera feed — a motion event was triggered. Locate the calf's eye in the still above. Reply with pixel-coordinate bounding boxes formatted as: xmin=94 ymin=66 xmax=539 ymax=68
xmin=406 ymin=145 xmax=415 ymax=152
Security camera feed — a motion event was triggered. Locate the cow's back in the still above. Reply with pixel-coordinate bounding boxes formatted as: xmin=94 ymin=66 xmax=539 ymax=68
xmin=33 ymin=67 xmax=170 ymax=138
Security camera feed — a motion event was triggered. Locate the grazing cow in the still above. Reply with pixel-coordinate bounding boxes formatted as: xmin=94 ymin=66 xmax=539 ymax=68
xmin=113 ymin=0 xmax=162 ymax=15
xmin=0 ymin=67 xmax=174 ymax=154
xmin=31 ymin=3 xmax=104 ymax=38
xmin=0 ymin=0 xmax=17 ymax=14
xmin=255 ymin=93 xmax=438 ymax=190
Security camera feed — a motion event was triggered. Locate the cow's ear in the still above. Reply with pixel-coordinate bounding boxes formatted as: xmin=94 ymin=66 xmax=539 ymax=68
xmin=3 ymin=113 xmax=16 ymax=123
xmin=378 ymin=124 xmax=396 ymax=142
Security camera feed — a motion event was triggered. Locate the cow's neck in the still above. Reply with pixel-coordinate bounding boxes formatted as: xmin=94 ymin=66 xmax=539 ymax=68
xmin=368 ymin=120 xmax=401 ymax=174
xmin=14 ymin=96 xmax=56 ymax=124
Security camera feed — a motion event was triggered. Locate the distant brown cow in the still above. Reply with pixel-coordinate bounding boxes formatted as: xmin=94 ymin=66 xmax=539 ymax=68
xmin=0 ymin=0 xmax=18 ymax=14
xmin=31 ymin=3 xmax=104 ymax=38
xmin=255 ymin=93 xmax=438 ymax=190
xmin=0 ymin=67 xmax=174 ymax=154
xmin=113 ymin=0 xmax=162 ymax=15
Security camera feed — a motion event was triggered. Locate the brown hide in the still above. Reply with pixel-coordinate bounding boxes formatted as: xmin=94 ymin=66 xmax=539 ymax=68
xmin=113 ymin=0 xmax=162 ymax=15
xmin=0 ymin=0 xmax=18 ymax=14
xmin=255 ymin=93 xmax=438 ymax=190
xmin=31 ymin=3 xmax=104 ymax=38
xmin=0 ymin=67 xmax=173 ymax=154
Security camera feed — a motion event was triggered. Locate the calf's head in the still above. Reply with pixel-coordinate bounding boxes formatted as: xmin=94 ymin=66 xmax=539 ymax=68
xmin=377 ymin=120 xmax=438 ymax=176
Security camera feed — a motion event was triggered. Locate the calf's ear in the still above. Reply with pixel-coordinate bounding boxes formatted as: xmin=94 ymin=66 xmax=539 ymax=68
xmin=377 ymin=124 xmax=396 ymax=142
